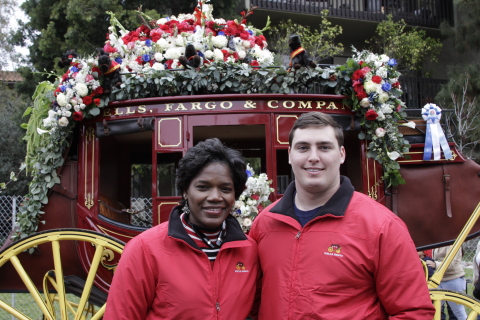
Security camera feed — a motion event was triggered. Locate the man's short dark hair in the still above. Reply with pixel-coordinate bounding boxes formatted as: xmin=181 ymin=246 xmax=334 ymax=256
xmin=288 ymin=112 xmax=344 ymax=147
xmin=176 ymin=138 xmax=247 ymax=201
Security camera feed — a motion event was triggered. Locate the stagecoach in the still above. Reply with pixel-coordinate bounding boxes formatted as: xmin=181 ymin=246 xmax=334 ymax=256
xmin=1 ymin=3 xmax=479 ymax=319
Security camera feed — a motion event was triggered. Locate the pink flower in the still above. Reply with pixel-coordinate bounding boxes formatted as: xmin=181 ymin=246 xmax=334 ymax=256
xmin=375 ymin=128 xmax=386 ymax=137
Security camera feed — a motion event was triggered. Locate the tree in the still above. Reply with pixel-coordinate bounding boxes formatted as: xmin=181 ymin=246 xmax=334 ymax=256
xmin=435 ymin=64 xmax=480 ymax=159
xmin=440 ymin=0 xmax=480 ymax=53
xmin=266 ymin=10 xmax=343 ymax=65
xmin=0 ymin=84 xmax=31 ymax=195
xmin=366 ymin=15 xmax=442 ymax=76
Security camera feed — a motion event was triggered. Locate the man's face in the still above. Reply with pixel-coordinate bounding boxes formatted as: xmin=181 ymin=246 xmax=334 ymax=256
xmin=288 ymin=126 xmax=345 ymax=197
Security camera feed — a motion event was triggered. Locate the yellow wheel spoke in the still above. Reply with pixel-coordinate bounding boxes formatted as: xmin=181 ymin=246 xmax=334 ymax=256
xmin=52 ymin=239 xmax=68 ymax=319
xmin=10 ymin=255 xmax=55 ymax=320
xmin=74 ymin=243 xmax=104 ymax=320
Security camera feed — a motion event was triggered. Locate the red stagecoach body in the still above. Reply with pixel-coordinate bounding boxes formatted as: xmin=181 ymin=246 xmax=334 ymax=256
xmin=1 ymin=93 xmax=479 ymax=297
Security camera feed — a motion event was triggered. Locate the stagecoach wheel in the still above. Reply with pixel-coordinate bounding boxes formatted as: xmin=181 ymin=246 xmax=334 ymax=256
xmin=430 ymin=289 xmax=480 ymax=320
xmin=0 ymin=228 xmax=124 ymax=320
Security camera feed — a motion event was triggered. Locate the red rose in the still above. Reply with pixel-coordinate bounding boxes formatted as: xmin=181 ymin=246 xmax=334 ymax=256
xmin=356 ymin=91 xmax=368 ymax=100
xmin=93 ymin=87 xmax=104 ymax=95
xmin=250 ymin=60 xmax=260 ymax=67
xmin=240 ymin=31 xmax=250 ymax=40
xmin=251 ymin=194 xmax=260 ymax=200
xmin=94 ymin=98 xmax=101 ymax=106
xmin=165 ymin=59 xmax=173 ymax=69
xmin=82 ymin=96 xmax=93 ymax=105
xmin=392 ymin=81 xmax=401 ymax=88
xmin=352 ymin=69 xmax=364 ymax=81
xmin=372 ymin=75 xmax=382 ymax=84
xmin=365 ymin=109 xmax=378 ymax=121
xmin=73 ymin=111 xmax=84 ymax=122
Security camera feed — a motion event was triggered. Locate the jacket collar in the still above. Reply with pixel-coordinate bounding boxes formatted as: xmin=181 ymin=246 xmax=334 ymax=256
xmin=168 ymin=205 xmax=248 ymax=249
xmin=270 ymin=176 xmax=354 ymax=221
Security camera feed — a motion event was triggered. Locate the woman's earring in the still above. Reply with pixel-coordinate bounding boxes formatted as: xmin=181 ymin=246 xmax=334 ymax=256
xmin=182 ymin=199 xmax=190 ymax=215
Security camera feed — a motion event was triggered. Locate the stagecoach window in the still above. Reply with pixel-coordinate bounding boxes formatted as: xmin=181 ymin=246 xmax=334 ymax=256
xmin=276 ymin=149 xmax=293 ymax=194
xmin=157 ymin=153 xmax=182 ymax=197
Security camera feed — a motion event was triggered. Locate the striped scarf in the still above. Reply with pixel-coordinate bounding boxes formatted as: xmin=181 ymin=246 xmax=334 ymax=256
xmin=181 ymin=213 xmax=222 ymax=264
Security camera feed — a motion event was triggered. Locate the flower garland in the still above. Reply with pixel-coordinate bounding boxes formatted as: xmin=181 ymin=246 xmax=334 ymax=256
xmin=336 ymin=48 xmax=412 ymax=186
xmin=233 ymin=165 xmax=274 ymax=232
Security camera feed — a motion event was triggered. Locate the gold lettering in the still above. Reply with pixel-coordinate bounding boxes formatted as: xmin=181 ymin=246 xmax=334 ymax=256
xmin=267 ymin=100 xmax=279 ymax=108
xmin=220 ymin=101 xmax=233 ymax=109
xmin=283 ymin=101 xmax=295 ymax=109
xmin=103 ymin=109 xmax=112 ymax=117
xmin=316 ymin=101 xmax=326 ymax=109
xmin=299 ymin=101 xmax=312 ymax=109
xmin=326 ymin=102 xmax=338 ymax=110
xmin=138 ymin=106 xmax=146 ymax=113
xmin=165 ymin=103 xmax=174 ymax=112
xmin=126 ymin=106 xmax=135 ymax=114
xmin=175 ymin=103 xmax=187 ymax=111
xmin=244 ymin=100 xmax=256 ymax=109
xmin=205 ymin=101 xmax=216 ymax=109
xmin=191 ymin=102 xmax=202 ymax=110
xmin=114 ymin=108 xmax=124 ymax=115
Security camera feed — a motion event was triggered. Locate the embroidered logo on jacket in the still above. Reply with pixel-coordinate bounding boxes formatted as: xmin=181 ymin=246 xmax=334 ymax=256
xmin=324 ymin=244 xmax=344 ymax=257
xmin=235 ymin=262 xmax=249 ymax=273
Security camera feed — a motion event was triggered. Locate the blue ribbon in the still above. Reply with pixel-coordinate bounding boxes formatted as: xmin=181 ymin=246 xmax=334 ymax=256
xmin=422 ymin=104 xmax=452 ymax=161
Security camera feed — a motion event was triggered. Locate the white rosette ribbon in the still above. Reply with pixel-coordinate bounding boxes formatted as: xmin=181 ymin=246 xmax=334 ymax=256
xmin=421 ymin=103 xmax=452 ymax=161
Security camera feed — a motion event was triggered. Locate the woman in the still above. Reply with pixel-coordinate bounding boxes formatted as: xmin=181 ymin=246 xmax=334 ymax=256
xmin=104 ymin=138 xmax=258 ymax=320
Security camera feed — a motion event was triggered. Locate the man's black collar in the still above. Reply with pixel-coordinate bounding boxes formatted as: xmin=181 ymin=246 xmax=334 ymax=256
xmin=270 ymin=176 xmax=355 ymax=221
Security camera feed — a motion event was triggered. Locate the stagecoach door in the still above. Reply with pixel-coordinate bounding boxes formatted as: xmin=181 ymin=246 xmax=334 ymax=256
xmin=153 ymin=114 xmax=273 ymax=225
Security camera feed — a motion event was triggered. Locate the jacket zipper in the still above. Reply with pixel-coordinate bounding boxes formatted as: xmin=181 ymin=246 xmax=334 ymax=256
xmin=295 ymin=231 xmax=302 ymax=239
xmin=287 ymin=230 xmax=302 ymax=318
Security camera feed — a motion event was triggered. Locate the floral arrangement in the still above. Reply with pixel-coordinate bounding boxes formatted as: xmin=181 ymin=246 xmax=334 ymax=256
xmin=336 ymin=48 xmax=414 ymax=186
xmin=105 ymin=2 xmax=273 ymax=72
xmin=39 ymin=1 xmax=273 ymax=130
xmin=233 ymin=164 xmax=274 ymax=232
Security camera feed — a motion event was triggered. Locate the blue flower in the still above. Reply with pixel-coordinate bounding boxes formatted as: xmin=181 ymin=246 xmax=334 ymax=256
xmin=388 ymin=59 xmax=397 ymax=67
xmin=247 ymin=30 xmax=253 ymax=35
xmin=368 ymin=93 xmax=376 ymax=102
xmin=246 ymin=170 xmax=253 ymax=178
xmin=70 ymin=66 xmax=78 ymax=73
xmin=60 ymin=85 xmax=66 ymax=92
xmin=142 ymin=54 xmax=151 ymax=62
xmin=115 ymin=57 xmax=123 ymax=64
xmin=145 ymin=39 xmax=152 ymax=47
xmin=197 ymin=51 xmax=205 ymax=58
xmin=218 ymin=31 xmax=225 ymax=36
xmin=382 ymin=83 xmax=392 ymax=92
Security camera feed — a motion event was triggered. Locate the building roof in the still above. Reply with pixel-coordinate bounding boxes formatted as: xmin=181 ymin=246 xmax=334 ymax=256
xmin=0 ymin=71 xmax=23 ymax=83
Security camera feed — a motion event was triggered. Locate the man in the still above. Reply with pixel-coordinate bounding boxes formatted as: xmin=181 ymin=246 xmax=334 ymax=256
xmin=250 ymin=112 xmax=435 ymax=319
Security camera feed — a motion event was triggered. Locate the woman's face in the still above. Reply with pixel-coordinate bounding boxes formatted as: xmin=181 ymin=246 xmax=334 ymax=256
xmin=185 ymin=162 xmax=235 ymax=229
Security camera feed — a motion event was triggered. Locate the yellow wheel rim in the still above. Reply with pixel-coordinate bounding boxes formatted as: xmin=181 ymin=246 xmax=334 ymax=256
xmin=430 ymin=288 xmax=480 ymax=320
xmin=0 ymin=228 xmax=124 ymax=320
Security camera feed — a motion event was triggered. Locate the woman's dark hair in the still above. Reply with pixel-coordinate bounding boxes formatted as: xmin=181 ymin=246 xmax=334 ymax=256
xmin=176 ymin=138 xmax=247 ymax=201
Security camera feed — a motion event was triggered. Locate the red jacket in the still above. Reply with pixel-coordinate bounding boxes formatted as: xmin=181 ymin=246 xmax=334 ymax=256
xmin=104 ymin=206 xmax=259 ymax=320
xmin=250 ymin=177 xmax=434 ymax=320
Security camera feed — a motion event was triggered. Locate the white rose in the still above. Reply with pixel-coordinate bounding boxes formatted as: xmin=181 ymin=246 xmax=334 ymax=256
xmin=154 ymin=52 xmax=164 ymax=61
xmin=74 ymin=83 xmax=89 ymax=97
xmin=380 ymin=54 xmax=390 ymax=63
xmin=212 ymin=35 xmax=228 ymax=48
xmin=378 ymin=92 xmax=390 ymax=103
xmin=164 ymin=47 xmax=181 ymax=60
xmin=62 ymin=110 xmax=71 ymax=117
xmin=56 ymin=93 xmax=67 ymax=107
xmin=175 ymin=35 xmax=185 ymax=47
xmin=360 ymin=98 xmax=370 ymax=108
xmin=238 ymin=50 xmax=246 ymax=59
xmin=58 ymin=117 xmax=69 ymax=127
xmin=375 ymin=128 xmax=386 ymax=137
xmin=152 ymin=62 xmax=165 ymax=71
xmin=243 ymin=40 xmax=251 ymax=49
xmin=79 ymin=103 xmax=86 ymax=110
xmin=213 ymin=49 xmax=224 ymax=61
xmin=242 ymin=218 xmax=252 ymax=227
xmin=157 ymin=38 xmax=169 ymax=50
xmin=204 ymin=50 xmax=214 ymax=59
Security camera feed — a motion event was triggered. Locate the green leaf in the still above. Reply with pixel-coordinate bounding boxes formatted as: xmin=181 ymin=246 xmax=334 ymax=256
xmin=89 ymin=108 xmax=101 ymax=116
